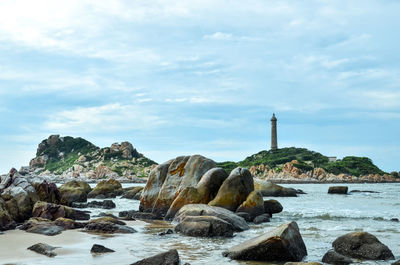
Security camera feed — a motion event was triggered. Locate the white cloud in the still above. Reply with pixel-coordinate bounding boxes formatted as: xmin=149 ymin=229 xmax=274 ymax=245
xmin=204 ymin=32 xmax=233 ymax=41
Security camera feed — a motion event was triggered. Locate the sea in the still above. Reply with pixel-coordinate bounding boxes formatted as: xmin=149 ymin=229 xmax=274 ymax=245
xmin=1 ymin=183 xmax=399 ymax=265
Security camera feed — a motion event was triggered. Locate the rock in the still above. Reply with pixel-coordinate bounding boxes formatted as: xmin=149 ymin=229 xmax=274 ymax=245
xmin=88 ymin=216 xmax=126 ymax=225
xmin=235 ymin=191 xmax=265 ymax=220
xmin=72 ymin=200 xmax=116 ymax=209
xmin=235 ymin=212 xmax=252 ymax=222
xmin=27 ymin=243 xmax=57 ymax=257
xmin=222 ymin=221 xmax=307 ymax=262
xmin=322 ymin=250 xmax=352 ymax=265
xmin=131 ymin=249 xmax=180 ymax=265
xmin=27 ymin=224 xmax=64 ymax=236
xmin=159 ymin=229 xmax=174 ymax=236
xmin=90 ymin=244 xmax=115 ymax=253
xmin=264 ymin=199 xmax=283 ymax=215
xmin=29 ymin=156 xmax=48 ymax=168
xmin=119 ymin=210 xmax=158 ymax=220
xmin=174 ymin=204 xmax=249 ymax=232
xmin=332 ymin=232 xmax=394 ymax=260
xmin=254 ymin=179 xmax=297 ymax=197
xmin=88 ymin=179 xmax=123 ymax=198
xmin=32 ymin=201 xmax=90 ymax=221
xmin=253 ymin=213 xmax=271 ymax=224
xmin=392 ymin=260 xmax=400 ymax=265
xmin=285 ymin=263 xmax=322 ymax=265
xmin=208 ymin=167 xmax=254 ymax=212
xmin=122 ymin=187 xmax=144 ymax=199
xmin=33 ymin=181 xmax=61 ymax=204
xmin=54 ymin=217 xmax=84 ymax=229
xmin=350 ymin=190 xmax=379 ymax=193
xmin=84 ymin=221 xmax=136 ymax=234
xmin=0 ymin=198 xmax=16 ymax=231
xmin=328 ymin=186 xmax=348 ymax=194
xmin=59 ymin=180 xmax=92 ymax=206
xmin=175 ymin=216 xmax=234 ymax=237
xmin=391 ymin=218 xmax=399 ymax=222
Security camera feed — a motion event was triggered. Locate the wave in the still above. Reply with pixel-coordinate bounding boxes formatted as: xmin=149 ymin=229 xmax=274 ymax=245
xmin=282 ymin=211 xmax=396 ymax=222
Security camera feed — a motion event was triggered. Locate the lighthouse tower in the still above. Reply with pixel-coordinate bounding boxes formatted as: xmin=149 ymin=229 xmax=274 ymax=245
xmin=270 ymin=113 xmax=278 ymax=151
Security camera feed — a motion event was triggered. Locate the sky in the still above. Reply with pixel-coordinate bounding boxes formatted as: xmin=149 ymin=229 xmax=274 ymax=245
xmin=0 ymin=0 xmax=399 ymax=174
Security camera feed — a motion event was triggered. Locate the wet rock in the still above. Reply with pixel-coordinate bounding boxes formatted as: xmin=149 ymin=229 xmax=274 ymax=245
xmin=72 ymin=200 xmax=116 ymax=209
xmin=88 ymin=179 xmax=123 ymax=199
xmin=131 ymin=249 xmax=180 ymax=265
xmin=264 ymin=199 xmax=283 ymax=215
xmin=0 ymin=198 xmax=16 ymax=231
xmin=21 ymin=218 xmax=65 ymax=236
xmin=90 ymin=244 xmax=115 ymax=253
xmin=254 ymin=179 xmax=297 ymax=197
xmin=33 ymin=181 xmax=61 ymax=204
xmin=32 ymin=201 xmax=90 ymax=221
xmin=328 ymin=186 xmax=348 ymax=194
xmin=235 ymin=191 xmax=265 ymax=220
xmin=333 ymin=232 xmax=394 ymax=260
xmin=322 ymin=250 xmax=353 ymax=265
xmin=93 ymin=212 xmax=119 ymax=219
xmin=253 ymin=213 xmax=271 ymax=224
xmin=235 ymin=212 xmax=252 ymax=222
xmin=390 ymin=218 xmax=399 ymax=222
xmin=159 ymin=229 xmax=174 ymax=236
xmin=222 ymin=221 xmax=307 ymax=262
xmin=208 ymin=167 xmax=254 ymax=212
xmin=54 ymin=217 xmax=85 ymax=229
xmin=88 ymin=216 xmax=126 ymax=225
xmin=84 ymin=221 xmax=136 ymax=234
xmin=59 ymin=180 xmax=92 ymax=206
xmin=175 ymin=215 xmax=234 ymax=237
xmin=28 ymin=243 xmax=57 ymax=257
xmin=174 ymin=204 xmax=249 ymax=232
xmin=119 ymin=210 xmax=158 ymax=220
xmin=122 ymin=187 xmax=143 ymax=199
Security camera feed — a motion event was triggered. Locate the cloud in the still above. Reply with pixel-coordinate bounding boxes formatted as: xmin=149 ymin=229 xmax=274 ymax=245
xmin=204 ymin=32 xmax=233 ymax=40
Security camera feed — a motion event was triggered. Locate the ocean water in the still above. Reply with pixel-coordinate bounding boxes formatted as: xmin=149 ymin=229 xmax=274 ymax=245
xmin=1 ymin=183 xmax=399 ymax=264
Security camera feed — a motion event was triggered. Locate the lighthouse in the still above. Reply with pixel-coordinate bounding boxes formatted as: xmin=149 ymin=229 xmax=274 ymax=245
xmin=270 ymin=113 xmax=278 ymax=151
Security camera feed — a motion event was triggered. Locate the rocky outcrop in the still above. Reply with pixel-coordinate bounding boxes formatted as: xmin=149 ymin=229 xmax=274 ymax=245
xmin=32 ymin=201 xmax=90 ymax=220
xmin=91 ymin=244 xmax=115 ymax=253
xmin=175 ymin=215 xmax=234 ymax=237
xmin=32 ymin=181 xmax=61 ymax=204
xmin=0 ymin=198 xmax=16 ymax=231
xmin=88 ymin=179 xmax=123 ymax=198
xmin=130 ymin=249 xmax=180 ymax=265
xmin=174 ymin=204 xmax=249 ymax=232
xmin=254 ymin=179 xmax=297 ymax=197
xmin=322 ymin=250 xmax=352 ymax=265
xmin=328 ymin=186 xmax=348 ymax=194
xmin=28 ymin=243 xmax=57 ymax=257
xmin=59 ymin=180 xmax=92 ymax=206
xmin=236 ymin=191 xmax=264 ymax=220
xmin=140 ymin=155 xmax=216 ymax=218
xmin=263 ymin=199 xmax=283 ymax=215
xmin=222 ymin=221 xmax=307 ymax=262
xmin=208 ymin=167 xmax=254 ymax=212
xmin=332 ymin=232 xmax=394 ymax=260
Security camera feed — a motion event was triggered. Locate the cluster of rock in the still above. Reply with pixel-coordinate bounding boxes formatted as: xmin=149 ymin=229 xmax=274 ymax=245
xmin=250 ymin=160 xmax=400 ymax=183
xmin=22 ymin=135 xmax=156 ymax=182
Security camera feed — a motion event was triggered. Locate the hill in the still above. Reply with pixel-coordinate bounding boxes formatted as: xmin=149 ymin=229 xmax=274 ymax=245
xmin=29 ymin=135 xmax=156 ymax=179
xmin=217 ymin=147 xmax=386 ymax=177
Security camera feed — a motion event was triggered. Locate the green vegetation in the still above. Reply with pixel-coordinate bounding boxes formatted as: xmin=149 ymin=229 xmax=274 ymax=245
xmin=38 ymin=136 xmax=98 ymax=160
xmin=217 ymin=147 xmax=386 ymax=177
xmin=44 ymin=153 xmax=80 ymax=174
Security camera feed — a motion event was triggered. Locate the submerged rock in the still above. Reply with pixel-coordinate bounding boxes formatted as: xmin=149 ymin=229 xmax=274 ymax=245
xmin=90 ymin=244 xmax=115 ymax=253
xmin=174 ymin=204 xmax=249 ymax=232
xmin=222 ymin=221 xmax=307 ymax=262
xmin=332 ymin=232 xmax=394 ymax=260
xmin=254 ymin=179 xmax=297 ymax=197
xmin=130 ymin=249 xmax=180 ymax=265
xmin=88 ymin=179 xmax=123 ymax=199
xmin=28 ymin=243 xmax=57 ymax=257
xmin=175 ymin=215 xmax=234 ymax=237
xmin=328 ymin=186 xmax=348 ymax=194
xmin=322 ymin=250 xmax=352 ymax=265
xmin=208 ymin=167 xmax=254 ymax=212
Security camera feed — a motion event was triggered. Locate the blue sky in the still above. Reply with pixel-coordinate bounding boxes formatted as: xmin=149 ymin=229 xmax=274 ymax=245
xmin=0 ymin=0 xmax=399 ymax=174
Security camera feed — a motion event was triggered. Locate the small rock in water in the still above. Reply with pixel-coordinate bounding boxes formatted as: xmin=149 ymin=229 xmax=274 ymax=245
xmin=27 ymin=224 xmax=64 ymax=236
xmin=27 ymin=243 xmax=57 ymax=257
xmin=322 ymin=250 xmax=352 ymax=265
xmin=263 ymin=199 xmax=283 ymax=215
xmin=235 ymin=212 xmax=252 ymax=222
xmin=130 ymin=249 xmax=180 ymax=265
xmin=175 ymin=216 xmax=234 ymax=237
xmin=90 ymin=244 xmax=115 ymax=253
xmin=84 ymin=221 xmax=137 ymax=234
xmin=159 ymin=229 xmax=174 ymax=236
xmin=253 ymin=214 xmax=270 ymax=224
xmin=328 ymin=186 xmax=348 ymax=194
xmin=390 ymin=218 xmax=399 ymax=222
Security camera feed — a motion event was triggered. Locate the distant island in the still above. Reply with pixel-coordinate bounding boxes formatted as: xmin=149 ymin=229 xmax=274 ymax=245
xmin=11 ymin=135 xmax=399 ymax=183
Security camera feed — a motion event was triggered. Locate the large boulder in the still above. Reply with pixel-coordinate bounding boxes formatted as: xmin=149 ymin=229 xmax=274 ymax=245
xmin=88 ymin=179 xmax=122 ymax=198
xmin=32 ymin=201 xmax=90 ymax=221
xmin=0 ymin=198 xmax=16 ymax=230
xmin=332 ymin=232 xmax=394 ymax=260
xmin=322 ymin=250 xmax=352 ymax=265
xmin=130 ymin=249 xmax=180 ymax=265
xmin=59 ymin=180 xmax=92 ymax=206
xmin=264 ymin=199 xmax=283 ymax=215
xmin=222 ymin=221 xmax=307 ymax=262
xmin=0 ymin=169 xmax=39 ymax=223
xmin=140 ymin=155 xmax=216 ymax=218
xmin=174 ymin=204 xmax=249 ymax=232
xmin=165 ymin=168 xmax=228 ymax=220
xmin=236 ymin=191 xmax=265 ymax=220
xmin=328 ymin=186 xmax=348 ymax=194
xmin=175 ymin=215 xmax=234 ymax=237
xmin=33 ymin=181 xmax=61 ymax=204
xmin=208 ymin=167 xmax=254 ymax=212
xmin=254 ymin=179 xmax=297 ymax=197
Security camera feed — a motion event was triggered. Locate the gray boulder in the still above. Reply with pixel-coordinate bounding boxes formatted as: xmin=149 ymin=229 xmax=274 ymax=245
xmin=174 ymin=204 xmax=249 ymax=232
xmin=131 ymin=249 xmax=180 ymax=265
xmin=328 ymin=186 xmax=348 ymax=194
xmin=322 ymin=250 xmax=353 ymax=265
xmin=90 ymin=244 xmax=115 ymax=253
xmin=332 ymin=232 xmax=394 ymax=260
xmin=222 ymin=221 xmax=307 ymax=262
xmin=175 ymin=215 xmax=234 ymax=237
xmin=253 ymin=213 xmax=271 ymax=224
